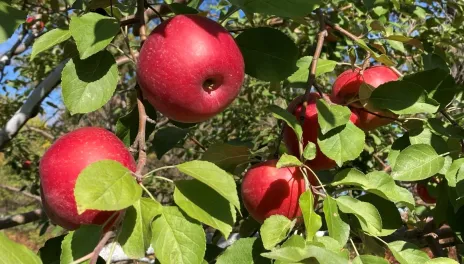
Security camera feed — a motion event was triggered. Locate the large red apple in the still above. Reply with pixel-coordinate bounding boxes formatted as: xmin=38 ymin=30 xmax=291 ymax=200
xmin=283 ymin=93 xmax=358 ymax=171
xmin=331 ymin=66 xmax=399 ymax=131
xmin=241 ymin=160 xmax=317 ymax=223
xmin=39 ymin=127 xmax=136 ymax=230
xmin=137 ymin=14 xmax=245 ymax=123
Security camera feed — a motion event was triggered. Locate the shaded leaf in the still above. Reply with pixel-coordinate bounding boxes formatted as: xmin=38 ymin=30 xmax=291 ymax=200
xmin=174 ymin=179 xmax=236 ymax=238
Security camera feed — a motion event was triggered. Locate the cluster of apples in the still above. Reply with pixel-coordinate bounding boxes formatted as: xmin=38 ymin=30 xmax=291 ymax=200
xmin=39 ymin=15 xmax=245 ymax=230
xmin=241 ymin=66 xmax=400 ymax=223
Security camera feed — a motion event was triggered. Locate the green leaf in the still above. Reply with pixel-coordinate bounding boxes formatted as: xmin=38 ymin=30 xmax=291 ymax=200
xmin=365 ymin=171 xmax=415 ymax=208
xmin=355 ymin=39 xmax=395 ymax=66
xmin=267 ymin=105 xmax=303 ymax=142
xmin=0 ymin=2 xmax=26 ymax=44
xmin=227 ymin=0 xmax=321 ymax=18
xmin=303 ymin=142 xmax=316 ymax=161
xmin=392 ymin=144 xmax=445 ymax=181
xmin=276 ymin=153 xmax=302 ymax=168
xmin=61 ymin=50 xmax=119 ymax=114
xmin=31 ymin=29 xmax=72 ymax=61
xmin=288 ymin=56 xmax=337 ymax=83
xmin=388 ymin=134 xmax=410 ymax=168
xmin=332 ymin=168 xmax=368 ymax=187
xmin=60 ymin=225 xmax=102 ymax=264
xmin=261 ymin=215 xmax=294 ymax=250
xmin=235 ymin=27 xmax=299 ymax=81
xmin=318 ymin=122 xmax=365 ymax=166
xmin=358 ymin=194 xmax=403 ymax=236
xmin=446 ymin=158 xmax=464 ymax=187
xmin=261 ymin=244 xmax=348 ymax=263
xmin=176 ymin=160 xmax=240 ymax=211
xmin=118 ymin=198 xmax=162 ymax=258
xmin=387 ymin=38 xmax=406 ymax=53
xmin=323 ymin=196 xmax=350 ymax=246
xmin=370 ymin=81 xmax=440 ymax=114
xmin=115 ymin=100 xmax=157 ymax=146
xmin=409 ymin=128 xmax=447 ymax=153
xmin=353 ymin=255 xmax=389 ymax=264
xmin=316 ymin=99 xmax=352 ymax=134
xmin=403 ymin=68 xmax=458 ymax=109
xmin=422 ymin=53 xmax=449 ymax=71
xmin=152 ymin=206 xmax=206 ymax=264
xmin=336 ymin=196 xmax=382 ymax=235
xmin=388 ymin=240 xmax=430 ymax=264
xmin=216 ymin=237 xmax=270 ymax=264
xmin=299 ymin=190 xmax=321 ymax=241
xmin=174 ymin=179 xmax=236 ymax=238
xmin=152 ymin=127 xmax=188 ymax=159
xmin=201 ymin=143 xmax=250 ymax=172
xmin=0 ymin=232 xmax=42 ymax=264
xmin=425 ymin=258 xmax=459 ymax=264
xmin=281 ymin=235 xmax=305 ymax=248
xmin=38 ymin=235 xmax=66 ymax=264
xmin=70 ymin=12 xmax=119 ymax=59
xmin=74 ymin=160 xmax=142 ymax=214
xmin=370 ymin=20 xmax=386 ymax=32
xmin=314 ymin=236 xmax=348 ymax=257
xmin=169 ymin=3 xmax=199 ymax=14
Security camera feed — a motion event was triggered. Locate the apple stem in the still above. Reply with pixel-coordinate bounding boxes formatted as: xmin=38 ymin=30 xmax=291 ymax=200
xmin=140 ymin=183 xmax=159 ymax=202
xmin=143 ymin=165 xmax=177 ymax=178
xmin=350 ymin=239 xmax=360 ymax=257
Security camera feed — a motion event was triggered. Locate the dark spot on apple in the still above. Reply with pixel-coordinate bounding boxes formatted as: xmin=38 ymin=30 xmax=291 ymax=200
xmin=202 ymin=76 xmax=223 ymax=93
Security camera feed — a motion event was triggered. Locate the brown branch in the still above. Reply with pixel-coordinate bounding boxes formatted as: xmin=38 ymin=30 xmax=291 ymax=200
xmin=135 ymin=89 xmax=148 ymax=176
xmin=24 ymin=126 xmax=54 ymax=140
xmin=357 ymin=107 xmax=400 ymax=122
xmin=137 ymin=0 xmax=147 ymax=42
xmin=0 ymin=209 xmax=45 ymax=230
xmin=89 ymin=231 xmax=116 ymax=264
xmin=304 ymin=9 xmax=326 ymax=100
xmin=0 ymin=184 xmax=41 ymax=202
xmin=190 ymin=137 xmax=206 ymax=151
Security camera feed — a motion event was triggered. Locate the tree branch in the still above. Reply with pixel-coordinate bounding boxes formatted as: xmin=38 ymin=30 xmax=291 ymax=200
xmin=0 ymin=209 xmax=45 ymax=230
xmin=0 ymin=60 xmax=67 ymax=149
xmin=0 ymin=55 xmax=134 ymax=149
xmin=24 ymin=126 xmax=55 ymax=140
xmin=0 ymin=184 xmax=42 ymax=202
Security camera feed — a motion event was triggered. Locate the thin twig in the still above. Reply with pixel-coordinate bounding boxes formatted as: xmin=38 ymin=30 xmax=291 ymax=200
xmin=190 ymin=137 xmax=207 ymax=151
xmin=304 ymin=9 xmax=326 ymax=100
xmin=0 ymin=184 xmax=42 ymax=201
xmin=89 ymin=231 xmax=116 ymax=264
xmin=137 ymin=0 xmax=147 ymax=42
xmin=145 ymin=0 xmax=164 ymax=22
xmin=135 ymin=88 xmax=148 ymax=177
xmin=357 ymin=107 xmax=400 ymax=122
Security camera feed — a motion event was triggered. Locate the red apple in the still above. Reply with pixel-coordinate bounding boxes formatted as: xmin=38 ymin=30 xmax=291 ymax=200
xmin=241 ymin=160 xmax=317 ymax=223
xmin=22 ymin=160 xmax=32 ymax=170
xmin=416 ymin=182 xmax=436 ymax=204
xmin=283 ymin=93 xmax=359 ymax=171
xmin=137 ymin=14 xmax=245 ymax=123
xmin=39 ymin=127 xmax=136 ymax=230
xmin=350 ymin=108 xmax=398 ymax=132
xmin=331 ymin=66 xmax=399 ymax=131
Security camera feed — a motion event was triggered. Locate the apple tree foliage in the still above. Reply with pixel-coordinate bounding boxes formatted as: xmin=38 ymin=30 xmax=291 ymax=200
xmin=1 ymin=0 xmax=464 ymax=263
